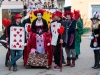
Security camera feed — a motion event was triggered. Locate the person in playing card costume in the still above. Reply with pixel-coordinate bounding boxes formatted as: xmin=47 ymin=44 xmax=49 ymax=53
xmin=63 ymin=6 xmax=76 ymax=67
xmin=26 ymin=9 xmax=53 ymax=68
xmin=53 ymin=10 xmax=66 ymax=70
xmin=6 ymin=14 xmax=24 ymax=71
xmin=89 ymin=12 xmax=100 ymax=69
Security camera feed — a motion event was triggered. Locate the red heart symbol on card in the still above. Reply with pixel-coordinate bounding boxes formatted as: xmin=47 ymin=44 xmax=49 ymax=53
xmin=14 ymin=28 xmax=17 ymax=31
xmin=19 ymin=45 xmax=22 ymax=48
xmin=19 ymin=39 xmax=22 ymax=42
xmin=41 ymin=40 xmax=43 ymax=42
xmin=19 ymin=34 xmax=22 ymax=37
xmin=13 ymin=45 xmax=16 ymax=48
xmin=39 ymin=44 xmax=41 ymax=47
xmin=16 ymin=42 xmax=19 ymax=45
xmin=14 ymin=34 xmax=17 ymax=37
xmin=20 ymin=28 xmax=22 ymax=31
xmin=53 ymin=25 xmax=55 ymax=27
xmin=13 ymin=39 xmax=16 ymax=42
xmin=17 ymin=31 xmax=19 ymax=34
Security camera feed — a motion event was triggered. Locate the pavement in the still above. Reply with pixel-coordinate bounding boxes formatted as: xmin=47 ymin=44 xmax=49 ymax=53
xmin=0 ymin=37 xmax=100 ymax=75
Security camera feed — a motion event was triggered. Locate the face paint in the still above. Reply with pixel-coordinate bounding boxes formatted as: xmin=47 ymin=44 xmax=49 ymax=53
xmin=66 ymin=15 xmax=71 ymax=21
xmin=37 ymin=13 xmax=42 ymax=19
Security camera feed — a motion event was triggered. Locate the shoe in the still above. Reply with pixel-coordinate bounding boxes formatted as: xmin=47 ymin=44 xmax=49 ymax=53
xmin=62 ymin=62 xmax=66 ymax=66
xmin=70 ymin=60 xmax=75 ymax=67
xmin=53 ymin=66 xmax=60 ymax=70
xmin=66 ymin=60 xmax=71 ymax=66
xmin=8 ymin=63 xmax=12 ymax=71
xmin=5 ymin=63 xmax=8 ymax=67
xmin=13 ymin=68 xmax=17 ymax=71
xmin=76 ymin=55 xmax=78 ymax=59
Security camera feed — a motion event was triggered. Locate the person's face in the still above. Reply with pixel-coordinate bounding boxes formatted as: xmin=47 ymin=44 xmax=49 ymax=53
xmin=92 ymin=19 xmax=98 ymax=24
xmin=16 ymin=18 xmax=21 ymax=23
xmin=66 ymin=15 xmax=71 ymax=22
xmin=37 ymin=13 xmax=42 ymax=20
xmin=52 ymin=17 xmax=56 ymax=21
xmin=54 ymin=15 xmax=58 ymax=20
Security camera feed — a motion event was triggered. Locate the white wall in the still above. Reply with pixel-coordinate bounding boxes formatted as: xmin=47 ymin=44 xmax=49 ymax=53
xmin=64 ymin=0 xmax=71 ymax=7
xmin=0 ymin=7 xmax=2 ymax=31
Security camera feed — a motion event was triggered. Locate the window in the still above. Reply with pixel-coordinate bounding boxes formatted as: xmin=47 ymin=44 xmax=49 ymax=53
xmin=92 ymin=5 xmax=100 ymax=14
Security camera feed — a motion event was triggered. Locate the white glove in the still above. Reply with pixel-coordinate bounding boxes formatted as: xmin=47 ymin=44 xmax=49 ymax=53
xmin=23 ymin=43 xmax=27 ymax=46
xmin=47 ymin=43 xmax=50 ymax=46
xmin=89 ymin=35 xmax=94 ymax=40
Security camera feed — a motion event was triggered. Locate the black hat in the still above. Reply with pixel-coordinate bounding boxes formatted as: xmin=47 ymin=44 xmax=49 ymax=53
xmin=64 ymin=6 xmax=71 ymax=11
xmin=91 ymin=12 xmax=100 ymax=20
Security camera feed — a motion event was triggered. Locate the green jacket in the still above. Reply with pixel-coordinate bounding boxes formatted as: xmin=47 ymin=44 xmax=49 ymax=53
xmin=75 ymin=19 xmax=83 ymax=41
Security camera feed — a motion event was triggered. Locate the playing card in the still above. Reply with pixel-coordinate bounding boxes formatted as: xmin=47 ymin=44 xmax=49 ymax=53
xmin=10 ymin=26 xmax=25 ymax=50
xmin=25 ymin=23 xmax=31 ymax=33
xmin=51 ymin=22 xmax=61 ymax=45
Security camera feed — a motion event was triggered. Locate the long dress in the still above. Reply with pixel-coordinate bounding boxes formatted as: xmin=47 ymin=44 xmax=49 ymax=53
xmin=26 ymin=18 xmax=53 ymax=67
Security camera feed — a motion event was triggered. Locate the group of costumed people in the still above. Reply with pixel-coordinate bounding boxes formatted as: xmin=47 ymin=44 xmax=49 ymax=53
xmin=0 ymin=6 xmax=83 ymax=71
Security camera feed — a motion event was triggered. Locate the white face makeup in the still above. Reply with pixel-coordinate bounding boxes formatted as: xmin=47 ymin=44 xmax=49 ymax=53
xmin=66 ymin=15 xmax=71 ymax=20
xmin=37 ymin=13 xmax=42 ymax=19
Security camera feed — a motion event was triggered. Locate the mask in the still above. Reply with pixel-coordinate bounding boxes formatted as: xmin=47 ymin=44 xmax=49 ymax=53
xmin=37 ymin=13 xmax=42 ymax=19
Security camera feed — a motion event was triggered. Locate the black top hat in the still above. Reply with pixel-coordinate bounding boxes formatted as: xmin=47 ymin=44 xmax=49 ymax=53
xmin=64 ymin=6 xmax=71 ymax=11
xmin=91 ymin=12 xmax=100 ymax=20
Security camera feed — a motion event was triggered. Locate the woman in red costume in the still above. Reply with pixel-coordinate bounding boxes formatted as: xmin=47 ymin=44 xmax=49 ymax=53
xmin=25 ymin=9 xmax=53 ymax=68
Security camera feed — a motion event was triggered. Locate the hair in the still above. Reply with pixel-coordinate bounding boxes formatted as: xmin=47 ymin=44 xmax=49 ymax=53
xmin=91 ymin=20 xmax=99 ymax=30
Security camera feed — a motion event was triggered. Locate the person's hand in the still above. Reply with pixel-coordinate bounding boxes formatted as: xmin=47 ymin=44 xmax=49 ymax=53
xmin=6 ymin=38 xmax=8 ymax=43
xmin=60 ymin=39 xmax=63 ymax=43
xmin=95 ymin=34 xmax=99 ymax=38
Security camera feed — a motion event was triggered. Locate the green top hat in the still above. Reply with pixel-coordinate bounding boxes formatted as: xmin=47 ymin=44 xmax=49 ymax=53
xmin=64 ymin=6 xmax=71 ymax=11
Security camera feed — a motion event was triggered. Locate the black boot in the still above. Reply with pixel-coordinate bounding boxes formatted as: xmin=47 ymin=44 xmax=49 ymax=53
xmin=92 ymin=61 xmax=99 ymax=69
xmin=92 ymin=50 xmax=99 ymax=69
xmin=76 ymin=55 xmax=78 ymax=59
xmin=5 ymin=52 xmax=9 ymax=67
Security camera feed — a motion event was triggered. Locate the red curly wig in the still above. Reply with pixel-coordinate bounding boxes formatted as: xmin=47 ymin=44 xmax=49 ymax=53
xmin=64 ymin=10 xmax=73 ymax=18
xmin=33 ymin=9 xmax=45 ymax=16
xmin=73 ymin=9 xmax=80 ymax=20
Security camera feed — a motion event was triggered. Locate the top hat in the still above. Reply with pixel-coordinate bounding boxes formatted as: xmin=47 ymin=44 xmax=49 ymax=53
xmin=91 ymin=12 xmax=100 ymax=20
xmin=64 ymin=6 xmax=71 ymax=12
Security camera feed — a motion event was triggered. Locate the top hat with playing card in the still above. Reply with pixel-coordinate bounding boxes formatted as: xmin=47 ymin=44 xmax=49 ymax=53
xmin=55 ymin=10 xmax=62 ymax=17
xmin=15 ymin=14 xmax=22 ymax=19
xmin=91 ymin=12 xmax=100 ymax=20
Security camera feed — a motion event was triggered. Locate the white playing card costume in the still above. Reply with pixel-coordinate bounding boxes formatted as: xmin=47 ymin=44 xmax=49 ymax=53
xmin=51 ymin=22 xmax=61 ymax=46
xmin=10 ymin=26 xmax=25 ymax=50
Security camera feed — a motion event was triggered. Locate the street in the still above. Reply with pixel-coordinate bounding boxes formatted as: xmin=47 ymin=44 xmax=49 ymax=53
xmin=0 ymin=38 xmax=99 ymax=75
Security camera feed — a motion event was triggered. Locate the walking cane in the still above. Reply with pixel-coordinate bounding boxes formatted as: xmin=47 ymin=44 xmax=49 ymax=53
xmin=60 ymin=34 xmax=62 ymax=72
xmin=57 ymin=26 xmax=64 ymax=72
xmin=2 ymin=18 xmax=11 ymax=65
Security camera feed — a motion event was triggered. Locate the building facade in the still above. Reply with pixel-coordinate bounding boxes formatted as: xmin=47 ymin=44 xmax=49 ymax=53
xmin=72 ymin=0 xmax=100 ymax=28
xmin=0 ymin=0 xmax=70 ymax=31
